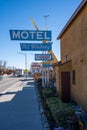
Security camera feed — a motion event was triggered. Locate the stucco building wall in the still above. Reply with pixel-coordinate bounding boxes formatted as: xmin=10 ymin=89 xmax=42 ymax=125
xmin=59 ymin=4 xmax=87 ymax=110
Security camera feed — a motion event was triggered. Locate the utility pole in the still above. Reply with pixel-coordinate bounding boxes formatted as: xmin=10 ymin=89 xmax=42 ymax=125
xmin=17 ymin=52 xmax=27 ymax=70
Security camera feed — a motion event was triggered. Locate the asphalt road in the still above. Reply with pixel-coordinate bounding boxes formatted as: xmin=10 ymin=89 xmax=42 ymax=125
xmin=0 ymin=75 xmax=24 ymax=93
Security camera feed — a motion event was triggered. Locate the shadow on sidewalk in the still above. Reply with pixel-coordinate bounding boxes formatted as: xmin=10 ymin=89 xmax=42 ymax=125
xmin=0 ymin=80 xmax=43 ymax=130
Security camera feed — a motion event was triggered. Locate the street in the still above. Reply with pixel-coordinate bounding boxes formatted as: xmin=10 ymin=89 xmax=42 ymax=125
xmin=0 ymin=75 xmax=24 ymax=93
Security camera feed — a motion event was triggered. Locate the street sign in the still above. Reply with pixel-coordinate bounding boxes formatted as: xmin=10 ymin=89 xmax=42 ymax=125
xmin=35 ymin=54 xmax=52 ymax=61
xmin=9 ymin=30 xmax=52 ymax=41
xmin=20 ymin=43 xmax=52 ymax=51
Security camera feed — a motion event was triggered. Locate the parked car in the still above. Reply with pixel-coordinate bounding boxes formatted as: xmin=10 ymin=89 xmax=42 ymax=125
xmin=0 ymin=75 xmax=3 ymax=80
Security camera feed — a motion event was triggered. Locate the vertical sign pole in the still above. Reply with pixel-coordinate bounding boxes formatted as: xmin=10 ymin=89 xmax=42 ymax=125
xmin=45 ymin=66 xmax=46 ymax=85
xmin=47 ymin=66 xmax=49 ymax=86
xmin=42 ymin=64 xmax=44 ymax=87
xmin=25 ymin=53 xmax=28 ymax=79
xmin=25 ymin=53 xmax=27 ymax=70
xmin=44 ymin=15 xmax=50 ymax=87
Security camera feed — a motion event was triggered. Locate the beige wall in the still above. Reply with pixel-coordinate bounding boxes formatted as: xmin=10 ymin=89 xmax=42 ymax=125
xmin=53 ymin=65 xmax=60 ymax=93
xmin=60 ymin=4 xmax=87 ymax=110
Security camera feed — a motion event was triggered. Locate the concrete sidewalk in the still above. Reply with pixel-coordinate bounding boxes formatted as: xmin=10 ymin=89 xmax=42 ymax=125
xmin=0 ymin=78 xmax=43 ymax=130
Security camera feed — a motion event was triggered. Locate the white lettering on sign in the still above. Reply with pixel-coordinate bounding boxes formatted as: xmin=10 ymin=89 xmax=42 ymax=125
xmin=12 ymin=31 xmax=20 ymax=39
xmin=21 ymin=31 xmax=29 ymax=39
xmin=37 ymin=32 xmax=43 ymax=40
xmin=29 ymin=31 xmax=36 ymax=39
xmin=20 ymin=43 xmax=52 ymax=51
xmin=44 ymin=32 xmax=50 ymax=40
xmin=10 ymin=30 xmax=52 ymax=41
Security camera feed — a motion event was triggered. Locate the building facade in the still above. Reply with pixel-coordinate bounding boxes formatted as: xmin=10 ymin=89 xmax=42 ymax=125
xmin=57 ymin=0 xmax=87 ymax=110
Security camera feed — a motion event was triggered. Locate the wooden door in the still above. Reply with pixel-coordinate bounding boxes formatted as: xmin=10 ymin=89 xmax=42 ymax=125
xmin=61 ymin=72 xmax=70 ymax=102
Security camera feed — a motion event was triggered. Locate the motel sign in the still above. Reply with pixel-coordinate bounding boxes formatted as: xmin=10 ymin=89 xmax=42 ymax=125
xmin=35 ymin=54 xmax=52 ymax=61
xmin=10 ymin=30 xmax=52 ymax=41
xmin=20 ymin=43 xmax=52 ymax=51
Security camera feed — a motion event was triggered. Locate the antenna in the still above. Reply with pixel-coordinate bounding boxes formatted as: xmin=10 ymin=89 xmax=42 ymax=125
xmin=44 ymin=15 xmax=49 ymax=30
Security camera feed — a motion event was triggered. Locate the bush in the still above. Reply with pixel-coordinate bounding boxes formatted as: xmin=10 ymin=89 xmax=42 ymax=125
xmin=42 ymin=87 xmax=54 ymax=99
xmin=46 ymin=97 xmax=75 ymax=128
xmin=37 ymin=78 xmax=42 ymax=95
xmin=37 ymin=78 xmax=42 ymax=86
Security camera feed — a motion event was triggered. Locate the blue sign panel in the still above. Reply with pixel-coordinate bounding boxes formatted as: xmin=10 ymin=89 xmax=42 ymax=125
xmin=20 ymin=43 xmax=52 ymax=51
xmin=42 ymin=64 xmax=52 ymax=67
xmin=10 ymin=30 xmax=52 ymax=41
xmin=35 ymin=54 xmax=52 ymax=61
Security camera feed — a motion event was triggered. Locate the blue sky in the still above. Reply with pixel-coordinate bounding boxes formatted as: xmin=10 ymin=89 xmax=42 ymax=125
xmin=0 ymin=0 xmax=82 ymax=69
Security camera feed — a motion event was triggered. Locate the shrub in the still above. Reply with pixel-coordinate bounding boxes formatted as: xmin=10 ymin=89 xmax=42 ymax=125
xmin=46 ymin=97 xmax=75 ymax=128
xmin=42 ymin=87 xmax=54 ymax=99
xmin=37 ymin=78 xmax=42 ymax=95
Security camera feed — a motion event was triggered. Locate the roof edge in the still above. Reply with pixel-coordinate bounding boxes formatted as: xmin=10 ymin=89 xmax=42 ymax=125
xmin=57 ymin=0 xmax=87 ymax=40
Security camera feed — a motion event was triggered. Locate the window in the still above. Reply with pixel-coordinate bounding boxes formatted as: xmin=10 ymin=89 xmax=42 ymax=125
xmin=72 ymin=70 xmax=76 ymax=85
